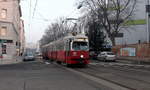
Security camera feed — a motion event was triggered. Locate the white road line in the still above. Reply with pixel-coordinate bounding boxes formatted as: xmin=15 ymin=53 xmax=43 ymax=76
xmin=45 ymin=62 xmax=50 ymax=65
xmin=89 ymin=63 xmax=99 ymax=65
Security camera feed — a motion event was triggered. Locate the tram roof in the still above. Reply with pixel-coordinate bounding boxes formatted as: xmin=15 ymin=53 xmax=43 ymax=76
xmin=64 ymin=33 xmax=88 ymax=39
xmin=41 ymin=33 xmax=88 ymax=47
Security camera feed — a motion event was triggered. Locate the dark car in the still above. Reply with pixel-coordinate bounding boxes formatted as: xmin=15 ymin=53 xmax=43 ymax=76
xmin=23 ymin=53 xmax=35 ymax=61
xmin=89 ymin=51 xmax=98 ymax=59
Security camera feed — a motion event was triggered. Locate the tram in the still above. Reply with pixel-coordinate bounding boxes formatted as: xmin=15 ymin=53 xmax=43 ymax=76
xmin=41 ymin=33 xmax=89 ymax=66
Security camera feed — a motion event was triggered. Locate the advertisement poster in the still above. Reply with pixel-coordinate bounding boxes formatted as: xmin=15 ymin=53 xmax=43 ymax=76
xmin=120 ymin=48 xmax=136 ymax=56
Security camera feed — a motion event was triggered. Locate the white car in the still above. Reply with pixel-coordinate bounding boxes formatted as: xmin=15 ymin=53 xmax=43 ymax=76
xmin=97 ymin=52 xmax=116 ymax=61
xmin=23 ymin=53 xmax=35 ymax=61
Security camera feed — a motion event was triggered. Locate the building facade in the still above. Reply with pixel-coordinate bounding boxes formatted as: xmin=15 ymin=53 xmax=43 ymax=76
xmin=20 ymin=19 xmax=25 ymax=56
xmin=0 ymin=0 xmax=22 ymax=60
xmin=113 ymin=0 xmax=150 ymax=60
xmin=115 ymin=0 xmax=147 ymax=45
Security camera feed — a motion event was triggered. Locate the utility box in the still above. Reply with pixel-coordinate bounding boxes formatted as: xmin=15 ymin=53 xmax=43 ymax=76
xmin=146 ymin=5 xmax=150 ymax=12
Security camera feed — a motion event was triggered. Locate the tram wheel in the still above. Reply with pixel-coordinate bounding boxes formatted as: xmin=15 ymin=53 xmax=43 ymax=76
xmin=56 ymin=61 xmax=62 ymax=64
xmin=66 ymin=64 xmax=71 ymax=67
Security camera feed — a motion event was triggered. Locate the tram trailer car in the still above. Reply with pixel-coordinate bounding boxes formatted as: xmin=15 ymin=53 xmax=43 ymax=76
xmin=41 ymin=44 xmax=49 ymax=59
xmin=41 ymin=34 xmax=90 ymax=66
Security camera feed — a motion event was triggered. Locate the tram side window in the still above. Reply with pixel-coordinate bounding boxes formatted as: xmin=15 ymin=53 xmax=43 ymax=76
xmin=65 ymin=41 xmax=70 ymax=51
xmin=55 ymin=42 xmax=63 ymax=51
xmin=60 ymin=42 xmax=64 ymax=50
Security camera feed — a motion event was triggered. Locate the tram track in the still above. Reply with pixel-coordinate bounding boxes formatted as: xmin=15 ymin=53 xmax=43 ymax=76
xmin=89 ymin=62 xmax=150 ymax=82
xmin=85 ymin=64 xmax=150 ymax=90
xmin=49 ymin=61 xmax=133 ymax=90
xmin=63 ymin=66 xmax=136 ymax=90
xmin=65 ymin=67 xmax=135 ymax=90
xmin=90 ymin=63 xmax=150 ymax=82
xmin=47 ymin=61 xmax=150 ymax=90
xmin=74 ymin=68 xmax=137 ymax=90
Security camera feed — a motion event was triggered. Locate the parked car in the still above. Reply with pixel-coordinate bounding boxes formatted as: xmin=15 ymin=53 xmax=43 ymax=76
xmin=97 ymin=52 xmax=116 ymax=61
xmin=89 ymin=51 xmax=98 ymax=59
xmin=35 ymin=53 xmax=42 ymax=59
xmin=23 ymin=53 xmax=35 ymax=61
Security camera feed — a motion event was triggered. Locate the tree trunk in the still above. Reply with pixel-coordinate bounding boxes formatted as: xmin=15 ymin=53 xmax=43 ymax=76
xmin=110 ymin=37 xmax=116 ymax=46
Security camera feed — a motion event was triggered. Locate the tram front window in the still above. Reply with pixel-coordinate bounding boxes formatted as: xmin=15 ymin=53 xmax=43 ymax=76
xmin=72 ymin=42 xmax=88 ymax=51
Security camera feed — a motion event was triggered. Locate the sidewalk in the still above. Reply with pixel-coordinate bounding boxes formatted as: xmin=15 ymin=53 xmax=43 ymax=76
xmin=0 ymin=56 xmax=23 ymax=65
xmin=117 ymin=56 xmax=150 ymax=64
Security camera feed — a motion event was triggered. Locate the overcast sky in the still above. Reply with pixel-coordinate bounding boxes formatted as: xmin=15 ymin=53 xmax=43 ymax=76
xmin=20 ymin=0 xmax=80 ymax=44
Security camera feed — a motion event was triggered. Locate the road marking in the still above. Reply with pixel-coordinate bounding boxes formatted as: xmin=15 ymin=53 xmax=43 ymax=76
xmin=91 ymin=62 xmax=150 ymax=68
xmin=45 ymin=62 xmax=50 ymax=65
xmin=89 ymin=63 xmax=99 ymax=65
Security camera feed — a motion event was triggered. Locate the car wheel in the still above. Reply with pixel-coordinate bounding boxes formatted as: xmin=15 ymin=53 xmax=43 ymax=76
xmin=103 ymin=58 xmax=106 ymax=62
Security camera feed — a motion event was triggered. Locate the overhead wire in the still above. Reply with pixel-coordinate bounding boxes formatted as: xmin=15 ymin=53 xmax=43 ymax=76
xmin=32 ymin=0 xmax=38 ymax=19
xmin=27 ymin=0 xmax=32 ymax=41
xmin=29 ymin=0 xmax=31 ymax=29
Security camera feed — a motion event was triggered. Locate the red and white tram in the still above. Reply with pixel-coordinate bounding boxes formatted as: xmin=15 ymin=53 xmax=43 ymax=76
xmin=41 ymin=34 xmax=89 ymax=66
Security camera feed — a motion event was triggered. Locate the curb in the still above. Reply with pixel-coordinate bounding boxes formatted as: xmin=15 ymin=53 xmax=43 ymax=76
xmin=117 ymin=57 xmax=150 ymax=65
xmin=0 ymin=56 xmax=23 ymax=65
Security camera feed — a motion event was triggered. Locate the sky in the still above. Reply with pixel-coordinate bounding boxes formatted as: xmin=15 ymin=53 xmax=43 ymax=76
xmin=20 ymin=0 xmax=81 ymax=44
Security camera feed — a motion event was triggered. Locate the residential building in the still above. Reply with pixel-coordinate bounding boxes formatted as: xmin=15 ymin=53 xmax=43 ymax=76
xmin=0 ymin=0 xmax=22 ymax=60
xmin=20 ymin=19 xmax=25 ymax=56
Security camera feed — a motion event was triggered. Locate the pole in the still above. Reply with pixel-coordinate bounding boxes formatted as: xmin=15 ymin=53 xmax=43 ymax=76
xmin=0 ymin=43 xmax=1 ymax=64
xmin=146 ymin=0 xmax=150 ymax=43
xmin=0 ymin=42 xmax=3 ymax=64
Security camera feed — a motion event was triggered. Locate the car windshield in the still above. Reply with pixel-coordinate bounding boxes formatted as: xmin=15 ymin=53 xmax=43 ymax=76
xmin=25 ymin=53 xmax=33 ymax=56
xmin=72 ymin=42 xmax=88 ymax=51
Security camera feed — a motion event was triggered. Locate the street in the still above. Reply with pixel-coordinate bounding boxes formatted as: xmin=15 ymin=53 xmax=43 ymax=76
xmin=0 ymin=60 xmax=110 ymax=90
xmin=0 ymin=59 xmax=150 ymax=90
xmin=0 ymin=0 xmax=150 ymax=90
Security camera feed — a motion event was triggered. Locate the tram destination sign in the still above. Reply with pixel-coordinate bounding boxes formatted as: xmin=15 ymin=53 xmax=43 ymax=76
xmin=75 ymin=38 xmax=88 ymax=42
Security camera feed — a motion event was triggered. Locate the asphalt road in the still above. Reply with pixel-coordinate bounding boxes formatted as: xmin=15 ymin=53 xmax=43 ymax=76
xmin=87 ymin=60 xmax=150 ymax=90
xmin=0 ymin=60 xmax=112 ymax=90
xmin=1 ymin=59 xmax=150 ymax=90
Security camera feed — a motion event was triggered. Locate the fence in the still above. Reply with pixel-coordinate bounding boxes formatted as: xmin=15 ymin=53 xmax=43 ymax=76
xmin=112 ymin=43 xmax=150 ymax=61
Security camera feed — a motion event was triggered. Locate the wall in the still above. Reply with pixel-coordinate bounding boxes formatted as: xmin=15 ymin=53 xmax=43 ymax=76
xmin=0 ymin=0 xmax=21 ymax=60
xmin=115 ymin=0 xmax=148 ymax=45
xmin=112 ymin=43 xmax=150 ymax=61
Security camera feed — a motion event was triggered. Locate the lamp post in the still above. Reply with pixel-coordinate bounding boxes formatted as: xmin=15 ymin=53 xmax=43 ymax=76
xmin=146 ymin=0 xmax=150 ymax=43
xmin=0 ymin=41 xmax=3 ymax=64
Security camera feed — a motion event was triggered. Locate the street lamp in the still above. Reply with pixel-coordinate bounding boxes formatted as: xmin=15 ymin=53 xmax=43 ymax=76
xmin=77 ymin=4 xmax=83 ymax=9
xmin=146 ymin=0 xmax=150 ymax=43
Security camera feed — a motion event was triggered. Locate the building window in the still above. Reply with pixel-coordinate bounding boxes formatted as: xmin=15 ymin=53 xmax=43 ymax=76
xmin=2 ymin=0 xmax=7 ymax=1
xmin=0 ymin=27 xmax=7 ymax=36
xmin=1 ymin=9 xmax=7 ymax=19
xmin=2 ymin=44 xmax=7 ymax=54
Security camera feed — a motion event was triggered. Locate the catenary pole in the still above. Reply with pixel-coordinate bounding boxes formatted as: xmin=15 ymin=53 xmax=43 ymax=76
xmin=146 ymin=0 xmax=150 ymax=43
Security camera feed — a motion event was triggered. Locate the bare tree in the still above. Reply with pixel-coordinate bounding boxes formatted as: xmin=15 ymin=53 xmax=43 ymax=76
xmin=78 ymin=11 xmax=107 ymax=52
xmin=40 ymin=18 xmax=73 ymax=46
xmin=78 ymin=0 xmax=137 ymax=46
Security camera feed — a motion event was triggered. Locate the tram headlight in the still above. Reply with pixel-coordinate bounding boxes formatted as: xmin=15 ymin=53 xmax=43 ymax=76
xmin=80 ymin=55 xmax=84 ymax=58
xmin=72 ymin=52 xmax=77 ymax=56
